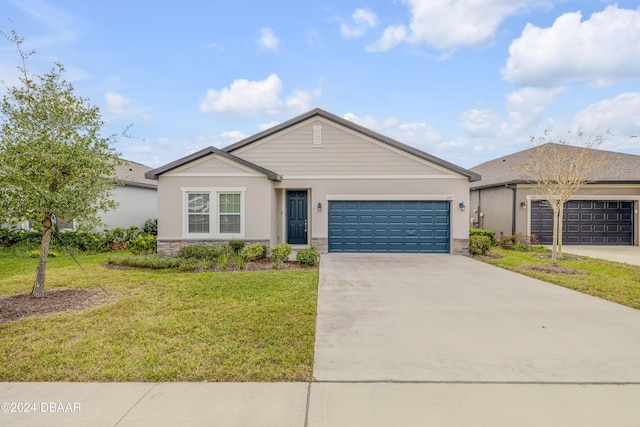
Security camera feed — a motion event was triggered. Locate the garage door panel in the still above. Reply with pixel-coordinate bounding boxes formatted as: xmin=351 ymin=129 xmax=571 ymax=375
xmin=531 ymin=200 xmax=633 ymax=246
xmin=329 ymin=200 xmax=450 ymax=253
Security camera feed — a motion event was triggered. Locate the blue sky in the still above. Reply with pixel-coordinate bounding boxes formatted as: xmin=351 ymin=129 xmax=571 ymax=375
xmin=1 ymin=0 xmax=639 ymax=169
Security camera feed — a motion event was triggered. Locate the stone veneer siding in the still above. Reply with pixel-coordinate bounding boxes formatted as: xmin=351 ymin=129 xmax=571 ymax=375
xmin=311 ymin=238 xmax=328 ymax=254
xmin=452 ymin=238 xmax=469 ymax=255
xmin=158 ymin=239 xmax=271 ymax=256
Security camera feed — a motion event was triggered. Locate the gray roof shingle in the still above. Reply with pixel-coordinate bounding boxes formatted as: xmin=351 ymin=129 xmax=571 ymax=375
xmin=470 ymin=143 xmax=640 ymax=189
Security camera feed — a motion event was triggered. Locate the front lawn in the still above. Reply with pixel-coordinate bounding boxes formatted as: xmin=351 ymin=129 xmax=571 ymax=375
xmin=0 ymin=250 xmax=318 ymax=382
xmin=479 ymin=248 xmax=640 ymax=310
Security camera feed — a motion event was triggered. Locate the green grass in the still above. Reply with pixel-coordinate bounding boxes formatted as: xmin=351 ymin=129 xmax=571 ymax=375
xmin=481 ymin=248 xmax=640 ymax=310
xmin=0 ymin=250 xmax=318 ymax=382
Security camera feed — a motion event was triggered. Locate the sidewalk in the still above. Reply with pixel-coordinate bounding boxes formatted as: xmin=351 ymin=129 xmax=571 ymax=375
xmin=2 ymin=381 xmax=640 ymax=426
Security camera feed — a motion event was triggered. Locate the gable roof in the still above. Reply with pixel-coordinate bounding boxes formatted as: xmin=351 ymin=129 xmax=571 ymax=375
xmin=223 ymin=108 xmax=481 ymax=182
xmin=115 ymin=160 xmax=157 ymax=189
xmin=144 ymin=146 xmax=282 ymax=181
xmin=470 ymin=143 xmax=640 ymax=189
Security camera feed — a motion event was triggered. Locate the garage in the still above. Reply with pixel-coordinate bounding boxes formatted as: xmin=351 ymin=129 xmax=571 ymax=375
xmin=531 ymin=200 xmax=633 ymax=245
xmin=328 ymin=200 xmax=450 ymax=253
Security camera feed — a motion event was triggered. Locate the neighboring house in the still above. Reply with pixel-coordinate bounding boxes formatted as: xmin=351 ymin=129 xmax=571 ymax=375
xmin=470 ymin=143 xmax=640 ymax=246
xmin=98 ymin=160 xmax=158 ymax=230
xmin=146 ymin=108 xmax=480 ymax=255
xmin=10 ymin=159 xmax=157 ymax=232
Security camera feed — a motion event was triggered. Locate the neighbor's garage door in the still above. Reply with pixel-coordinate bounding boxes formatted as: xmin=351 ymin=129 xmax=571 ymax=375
xmin=531 ymin=200 xmax=633 ymax=245
xmin=328 ymin=200 xmax=450 ymax=253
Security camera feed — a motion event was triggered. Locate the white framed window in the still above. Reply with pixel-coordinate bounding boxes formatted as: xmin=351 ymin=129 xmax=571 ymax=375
xmin=187 ymin=192 xmax=210 ymax=234
xmin=218 ymin=192 xmax=241 ymax=234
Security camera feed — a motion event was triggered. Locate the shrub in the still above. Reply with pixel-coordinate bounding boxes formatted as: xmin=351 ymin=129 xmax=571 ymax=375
xmin=499 ymin=233 xmax=538 ymax=250
xmin=126 ymin=235 xmax=157 ymax=255
xmin=108 ymin=254 xmax=182 ymax=269
xmin=28 ymin=250 xmax=58 ymax=258
xmin=228 ymin=240 xmax=245 ymax=253
xmin=143 ymin=218 xmax=158 ymax=236
xmin=241 ymin=243 xmax=267 ymax=261
xmin=217 ymin=252 xmax=230 ymax=270
xmin=232 ymin=254 xmax=246 ymax=270
xmin=469 ymin=228 xmax=497 ymax=246
xmin=296 ymin=247 xmax=319 ymax=266
xmin=469 ymin=236 xmax=491 ymax=255
xmin=178 ymin=244 xmax=222 ymax=261
xmin=270 ymin=243 xmax=291 ymax=269
xmin=55 ymin=230 xmax=104 ymax=253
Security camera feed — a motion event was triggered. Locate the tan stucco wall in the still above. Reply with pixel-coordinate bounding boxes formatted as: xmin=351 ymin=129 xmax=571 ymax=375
xmin=98 ymin=186 xmax=158 ymax=231
xmin=157 ymin=175 xmax=273 ymax=240
xmin=277 ymin=177 xmax=471 ymax=244
xmin=469 ymin=187 xmax=514 ymax=239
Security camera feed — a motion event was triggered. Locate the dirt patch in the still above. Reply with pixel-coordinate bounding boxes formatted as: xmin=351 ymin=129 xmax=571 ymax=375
xmin=0 ymin=288 xmax=109 ymax=324
xmin=520 ymin=263 xmax=586 ymax=275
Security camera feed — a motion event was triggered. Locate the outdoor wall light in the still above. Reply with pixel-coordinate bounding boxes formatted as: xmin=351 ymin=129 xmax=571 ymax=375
xmin=317 ymin=202 xmax=322 ymax=212
xmin=520 ymin=201 xmax=527 ymax=209
xmin=459 ymin=202 xmax=466 ymax=212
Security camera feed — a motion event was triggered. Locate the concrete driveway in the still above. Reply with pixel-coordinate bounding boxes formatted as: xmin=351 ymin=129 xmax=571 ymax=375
xmin=562 ymin=245 xmax=640 ymax=266
xmin=313 ymin=253 xmax=640 ymax=383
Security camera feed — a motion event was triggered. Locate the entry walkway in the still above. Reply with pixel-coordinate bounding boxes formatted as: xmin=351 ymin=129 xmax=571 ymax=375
xmin=561 ymin=245 xmax=640 ymax=266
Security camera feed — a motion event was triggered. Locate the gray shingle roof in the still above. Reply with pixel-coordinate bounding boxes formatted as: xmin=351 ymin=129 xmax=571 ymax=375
xmin=116 ymin=160 xmax=158 ymax=188
xmin=470 ymin=143 xmax=640 ymax=189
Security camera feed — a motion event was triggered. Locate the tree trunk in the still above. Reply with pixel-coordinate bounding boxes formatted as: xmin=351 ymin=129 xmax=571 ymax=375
xmin=551 ymin=205 xmax=559 ymax=265
xmin=557 ymin=202 xmax=564 ymax=258
xmin=32 ymin=216 xmax=53 ymax=298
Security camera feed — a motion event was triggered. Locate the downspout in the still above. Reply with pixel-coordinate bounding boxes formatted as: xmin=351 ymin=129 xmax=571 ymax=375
xmin=506 ymin=184 xmax=517 ymax=235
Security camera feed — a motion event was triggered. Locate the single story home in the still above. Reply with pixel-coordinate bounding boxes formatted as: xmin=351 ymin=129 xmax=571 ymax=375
xmin=470 ymin=143 xmax=640 ymax=245
xmin=146 ymin=108 xmax=480 ymax=255
xmin=98 ymin=160 xmax=158 ymax=230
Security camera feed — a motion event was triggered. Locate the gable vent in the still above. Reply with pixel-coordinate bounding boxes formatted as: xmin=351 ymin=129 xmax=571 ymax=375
xmin=313 ymin=125 xmax=322 ymax=147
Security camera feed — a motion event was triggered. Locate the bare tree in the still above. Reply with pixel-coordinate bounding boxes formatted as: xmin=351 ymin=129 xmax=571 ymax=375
xmin=522 ymin=130 xmax=608 ymax=264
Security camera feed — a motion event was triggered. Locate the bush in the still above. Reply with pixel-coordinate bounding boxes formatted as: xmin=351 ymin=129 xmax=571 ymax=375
xmin=28 ymin=250 xmax=58 ymax=258
xmin=177 ymin=244 xmax=222 ymax=261
xmin=499 ymin=233 xmax=538 ymax=249
xmin=241 ymin=243 xmax=267 ymax=261
xmin=126 ymin=235 xmax=157 ymax=255
xmin=270 ymin=243 xmax=291 ymax=269
xmin=232 ymin=254 xmax=246 ymax=270
xmin=55 ymin=230 xmax=104 ymax=253
xmin=108 ymin=254 xmax=182 ymax=269
xmin=296 ymin=247 xmax=319 ymax=266
xmin=469 ymin=236 xmax=491 ymax=255
xmin=469 ymin=228 xmax=497 ymax=246
xmin=143 ymin=218 xmax=158 ymax=236
xmin=228 ymin=240 xmax=245 ymax=254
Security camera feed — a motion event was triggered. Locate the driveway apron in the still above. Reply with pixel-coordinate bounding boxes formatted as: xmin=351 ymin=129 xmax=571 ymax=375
xmin=313 ymin=253 xmax=640 ymax=383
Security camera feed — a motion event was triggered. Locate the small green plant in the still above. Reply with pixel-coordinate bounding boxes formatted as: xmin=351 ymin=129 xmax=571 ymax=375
xmin=469 ymin=228 xmax=497 ymax=246
xmin=241 ymin=243 xmax=267 ymax=261
xmin=232 ymin=254 xmax=246 ymax=270
xmin=228 ymin=240 xmax=245 ymax=253
xmin=28 ymin=250 xmax=58 ymax=258
xmin=270 ymin=243 xmax=292 ymax=269
xmin=217 ymin=252 xmax=230 ymax=270
xmin=469 ymin=236 xmax=491 ymax=255
xmin=296 ymin=247 xmax=319 ymax=266
xmin=126 ymin=235 xmax=157 ymax=255
xmin=143 ymin=218 xmax=158 ymax=236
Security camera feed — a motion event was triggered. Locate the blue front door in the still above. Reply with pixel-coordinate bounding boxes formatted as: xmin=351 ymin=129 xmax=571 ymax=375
xmin=287 ymin=190 xmax=308 ymax=245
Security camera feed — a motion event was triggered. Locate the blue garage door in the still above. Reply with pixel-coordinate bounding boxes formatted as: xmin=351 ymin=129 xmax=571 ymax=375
xmin=328 ymin=200 xmax=450 ymax=253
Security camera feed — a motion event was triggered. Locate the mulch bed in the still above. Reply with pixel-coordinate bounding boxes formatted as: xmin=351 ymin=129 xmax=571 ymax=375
xmin=0 ymin=288 xmax=109 ymax=324
xmin=519 ymin=263 xmax=586 ymax=275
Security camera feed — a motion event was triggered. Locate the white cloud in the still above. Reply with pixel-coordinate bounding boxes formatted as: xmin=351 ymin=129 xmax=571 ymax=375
xmin=257 ymin=28 xmax=280 ymax=53
xmin=200 ymin=74 xmax=321 ymax=116
xmin=8 ymin=0 xmax=83 ymax=47
xmin=221 ymin=130 xmax=248 ymax=141
xmin=343 ymin=112 xmax=442 ymax=149
xmin=130 ymin=145 xmax=152 ymax=153
xmin=571 ymin=92 xmax=640 ymax=136
xmin=259 ymin=121 xmax=281 ymax=132
xmin=341 ymin=8 xmax=379 ymax=38
xmin=501 ymin=86 xmax=564 ymax=134
xmin=460 ymin=109 xmax=501 ymax=138
xmin=502 ymin=5 xmax=640 ymax=87
xmin=104 ymin=92 xmax=131 ymax=115
xmin=368 ymin=0 xmax=540 ymax=52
